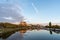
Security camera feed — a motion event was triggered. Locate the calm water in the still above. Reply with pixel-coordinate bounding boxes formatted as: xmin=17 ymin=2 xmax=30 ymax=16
xmin=1 ymin=29 xmax=60 ymax=40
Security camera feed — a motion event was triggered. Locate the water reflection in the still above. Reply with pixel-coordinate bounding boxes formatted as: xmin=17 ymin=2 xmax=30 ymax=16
xmin=1 ymin=28 xmax=60 ymax=40
xmin=7 ymin=32 xmax=23 ymax=40
xmin=6 ymin=30 xmax=27 ymax=40
xmin=49 ymin=29 xmax=53 ymax=35
xmin=49 ymin=28 xmax=60 ymax=34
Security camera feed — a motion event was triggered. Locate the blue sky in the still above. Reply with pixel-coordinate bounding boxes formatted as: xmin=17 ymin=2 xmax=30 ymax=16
xmin=0 ymin=0 xmax=60 ymax=24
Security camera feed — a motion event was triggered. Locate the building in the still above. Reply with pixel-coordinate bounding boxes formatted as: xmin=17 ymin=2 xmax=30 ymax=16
xmin=19 ymin=21 xmax=27 ymax=27
xmin=49 ymin=22 xmax=52 ymax=27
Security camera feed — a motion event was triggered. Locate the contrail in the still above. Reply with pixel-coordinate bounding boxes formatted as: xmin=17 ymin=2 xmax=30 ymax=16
xmin=32 ymin=3 xmax=39 ymax=14
xmin=14 ymin=4 xmax=24 ymax=14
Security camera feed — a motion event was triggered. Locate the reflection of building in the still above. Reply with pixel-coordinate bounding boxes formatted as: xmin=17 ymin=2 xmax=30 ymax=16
xmin=20 ymin=30 xmax=27 ymax=33
xmin=7 ymin=32 xmax=23 ymax=40
xmin=19 ymin=30 xmax=27 ymax=37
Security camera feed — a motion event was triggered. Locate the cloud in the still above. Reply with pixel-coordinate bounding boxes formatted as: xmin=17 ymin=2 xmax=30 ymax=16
xmin=3 ymin=17 xmax=15 ymax=20
xmin=32 ymin=3 xmax=39 ymax=13
xmin=0 ymin=4 xmax=24 ymax=23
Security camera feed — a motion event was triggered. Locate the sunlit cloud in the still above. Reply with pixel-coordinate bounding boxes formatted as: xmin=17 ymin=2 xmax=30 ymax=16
xmin=32 ymin=3 xmax=39 ymax=14
xmin=3 ymin=17 xmax=15 ymax=20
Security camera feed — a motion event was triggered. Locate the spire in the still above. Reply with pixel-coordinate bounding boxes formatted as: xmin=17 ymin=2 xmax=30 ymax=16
xmin=49 ymin=22 xmax=52 ymax=28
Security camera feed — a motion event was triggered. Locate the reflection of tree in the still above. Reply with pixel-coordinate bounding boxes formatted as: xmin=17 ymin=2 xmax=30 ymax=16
xmin=49 ymin=28 xmax=53 ymax=35
xmin=2 ymin=30 xmax=27 ymax=40
xmin=6 ymin=32 xmax=24 ymax=40
xmin=52 ymin=30 xmax=60 ymax=34
xmin=2 ymin=31 xmax=15 ymax=39
xmin=49 ymin=28 xmax=60 ymax=34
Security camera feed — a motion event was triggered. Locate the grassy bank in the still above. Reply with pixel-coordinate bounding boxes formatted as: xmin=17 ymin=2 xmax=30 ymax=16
xmin=0 ymin=28 xmax=21 ymax=38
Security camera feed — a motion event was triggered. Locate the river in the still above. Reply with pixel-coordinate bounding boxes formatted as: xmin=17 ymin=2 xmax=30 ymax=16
xmin=1 ymin=29 xmax=60 ymax=40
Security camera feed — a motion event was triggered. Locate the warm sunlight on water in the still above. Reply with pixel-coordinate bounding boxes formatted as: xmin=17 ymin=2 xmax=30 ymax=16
xmin=1 ymin=29 xmax=60 ymax=40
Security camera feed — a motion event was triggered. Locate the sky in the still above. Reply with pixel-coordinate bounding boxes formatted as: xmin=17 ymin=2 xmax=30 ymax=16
xmin=0 ymin=0 xmax=60 ymax=24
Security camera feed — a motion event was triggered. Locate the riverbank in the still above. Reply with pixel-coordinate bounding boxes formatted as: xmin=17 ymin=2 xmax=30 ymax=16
xmin=0 ymin=28 xmax=21 ymax=38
